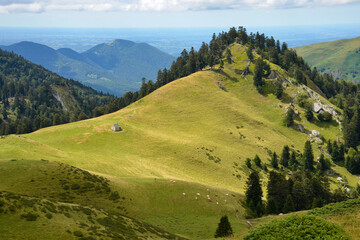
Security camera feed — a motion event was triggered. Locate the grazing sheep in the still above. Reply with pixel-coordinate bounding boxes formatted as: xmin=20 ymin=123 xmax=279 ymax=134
xmin=195 ymin=197 xmax=198 ymax=200
xmin=216 ymin=202 xmax=219 ymax=205
xmin=182 ymin=193 xmax=186 ymax=196
xmin=196 ymin=193 xmax=200 ymax=196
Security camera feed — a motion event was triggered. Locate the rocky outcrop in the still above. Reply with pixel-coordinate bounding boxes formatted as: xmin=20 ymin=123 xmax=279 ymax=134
xmin=52 ymin=90 xmax=67 ymax=111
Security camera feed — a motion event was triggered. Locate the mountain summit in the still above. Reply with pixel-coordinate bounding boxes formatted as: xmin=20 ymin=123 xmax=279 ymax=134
xmin=1 ymin=39 xmax=175 ymax=96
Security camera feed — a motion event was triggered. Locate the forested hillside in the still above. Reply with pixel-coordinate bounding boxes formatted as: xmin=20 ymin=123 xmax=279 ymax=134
xmin=0 ymin=49 xmax=111 ymax=135
xmin=1 ymin=40 xmax=175 ymax=96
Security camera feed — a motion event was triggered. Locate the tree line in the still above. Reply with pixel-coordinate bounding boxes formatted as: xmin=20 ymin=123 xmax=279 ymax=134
xmin=244 ymin=141 xmax=351 ymax=218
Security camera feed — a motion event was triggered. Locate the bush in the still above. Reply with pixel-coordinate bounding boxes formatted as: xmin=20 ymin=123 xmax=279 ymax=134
xmin=21 ymin=212 xmax=39 ymax=221
xmin=318 ymin=112 xmax=332 ymax=122
xmin=244 ymin=215 xmax=350 ymax=240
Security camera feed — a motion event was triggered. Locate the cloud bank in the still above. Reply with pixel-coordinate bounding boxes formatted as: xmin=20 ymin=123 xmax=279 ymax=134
xmin=0 ymin=0 xmax=359 ymax=13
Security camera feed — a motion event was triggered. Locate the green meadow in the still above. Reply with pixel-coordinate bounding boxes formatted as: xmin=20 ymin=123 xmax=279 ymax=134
xmin=0 ymin=43 xmax=354 ymax=239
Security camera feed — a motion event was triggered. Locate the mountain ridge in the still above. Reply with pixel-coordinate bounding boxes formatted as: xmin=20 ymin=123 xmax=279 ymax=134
xmin=0 ymin=39 xmax=175 ymax=96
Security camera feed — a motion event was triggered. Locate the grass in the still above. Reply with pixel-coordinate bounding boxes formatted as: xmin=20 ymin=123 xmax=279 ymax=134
xmin=0 ymin=43 xmax=354 ymax=239
xmin=0 ymin=191 xmax=185 ymax=240
xmin=295 ymin=36 xmax=360 ymax=82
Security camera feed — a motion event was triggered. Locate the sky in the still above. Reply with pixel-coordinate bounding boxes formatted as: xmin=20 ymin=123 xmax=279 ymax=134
xmin=0 ymin=0 xmax=360 ymax=28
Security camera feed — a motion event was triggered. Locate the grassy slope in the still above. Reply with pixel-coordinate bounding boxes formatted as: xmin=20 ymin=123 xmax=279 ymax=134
xmin=0 ymin=43 xmax=354 ymax=239
xmin=295 ymin=36 xmax=360 ymax=82
xmin=0 ymin=191 xmax=185 ymax=240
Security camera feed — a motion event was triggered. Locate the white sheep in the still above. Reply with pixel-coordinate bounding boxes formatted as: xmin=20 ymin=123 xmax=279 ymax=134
xmin=196 ymin=193 xmax=200 ymax=196
xmin=182 ymin=192 xmax=186 ymax=196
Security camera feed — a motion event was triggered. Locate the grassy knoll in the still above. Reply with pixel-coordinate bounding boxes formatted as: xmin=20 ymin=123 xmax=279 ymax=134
xmin=0 ymin=43 xmax=353 ymax=239
xmin=295 ymin=36 xmax=360 ymax=82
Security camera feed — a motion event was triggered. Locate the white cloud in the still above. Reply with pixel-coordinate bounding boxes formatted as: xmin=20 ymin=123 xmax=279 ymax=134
xmin=0 ymin=0 xmax=359 ymax=13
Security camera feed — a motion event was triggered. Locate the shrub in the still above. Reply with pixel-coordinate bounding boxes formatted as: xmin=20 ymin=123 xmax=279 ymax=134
xmin=21 ymin=212 xmax=39 ymax=221
xmin=244 ymin=215 xmax=350 ymax=240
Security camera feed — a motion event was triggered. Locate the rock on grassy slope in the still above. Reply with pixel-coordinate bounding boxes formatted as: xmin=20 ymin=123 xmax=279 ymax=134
xmin=295 ymin=36 xmax=360 ymax=82
xmin=0 ymin=43 xmax=354 ymax=239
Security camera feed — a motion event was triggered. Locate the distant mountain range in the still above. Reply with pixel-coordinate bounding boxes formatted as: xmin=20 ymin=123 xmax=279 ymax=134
xmin=0 ymin=39 xmax=175 ymax=96
xmin=295 ymin=36 xmax=360 ymax=83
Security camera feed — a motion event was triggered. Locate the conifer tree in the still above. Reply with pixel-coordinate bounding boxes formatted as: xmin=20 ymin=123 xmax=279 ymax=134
xmin=292 ymin=181 xmax=307 ymax=210
xmin=283 ymin=195 xmax=295 ymax=213
xmin=271 ymin=152 xmax=278 ymax=169
xmin=246 ymin=158 xmax=252 ymax=169
xmin=226 ymin=48 xmax=232 ymax=64
xmin=214 ymin=216 xmax=233 ymax=238
xmin=246 ymin=45 xmax=254 ymax=62
xmin=253 ymin=58 xmax=264 ymax=89
xmin=245 ymin=171 xmax=263 ymax=208
xmin=267 ymin=171 xmax=289 ymax=213
xmin=254 ymin=154 xmax=262 ymax=167
xmin=304 ymin=141 xmax=314 ymax=171
xmin=289 ymin=151 xmax=297 ymax=167
xmin=280 ymin=145 xmax=290 ymax=167
xmin=285 ymin=108 xmax=294 ymax=127
xmin=327 ymin=139 xmax=333 ymax=154
xmin=266 ymin=197 xmax=278 ymax=214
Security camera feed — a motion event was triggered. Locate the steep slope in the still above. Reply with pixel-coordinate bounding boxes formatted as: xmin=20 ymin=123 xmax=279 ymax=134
xmin=295 ymin=36 xmax=360 ymax=82
xmin=0 ymin=43 xmax=352 ymax=238
xmin=1 ymin=40 xmax=175 ymax=95
xmin=0 ymin=49 xmax=111 ymax=135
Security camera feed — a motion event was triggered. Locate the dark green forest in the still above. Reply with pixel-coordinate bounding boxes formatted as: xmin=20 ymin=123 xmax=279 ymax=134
xmin=0 ymin=49 xmax=111 ymax=135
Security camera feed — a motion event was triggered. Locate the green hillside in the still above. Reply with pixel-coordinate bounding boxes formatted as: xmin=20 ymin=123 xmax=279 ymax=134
xmin=0 ymin=42 xmax=356 ymax=239
xmin=1 ymin=40 xmax=175 ymax=96
xmin=295 ymin=36 xmax=360 ymax=82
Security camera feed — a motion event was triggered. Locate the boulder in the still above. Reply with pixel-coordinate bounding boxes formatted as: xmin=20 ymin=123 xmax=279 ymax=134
xmin=312 ymin=102 xmax=323 ymax=113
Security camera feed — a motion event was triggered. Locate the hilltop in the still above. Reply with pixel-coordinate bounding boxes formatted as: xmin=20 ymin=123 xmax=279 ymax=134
xmin=1 ymin=41 xmax=355 ymax=238
xmin=295 ymin=36 xmax=360 ymax=82
xmin=0 ymin=40 xmax=175 ymax=96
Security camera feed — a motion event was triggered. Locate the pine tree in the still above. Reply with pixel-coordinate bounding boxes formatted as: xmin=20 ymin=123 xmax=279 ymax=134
xmin=271 ymin=152 xmax=278 ymax=169
xmin=219 ymin=59 xmax=224 ymax=70
xmin=317 ymin=154 xmax=329 ymax=171
xmin=331 ymin=141 xmax=340 ymax=162
xmin=253 ymin=58 xmax=264 ymax=89
xmin=283 ymin=195 xmax=295 ymax=213
xmin=267 ymin=171 xmax=289 ymax=213
xmin=305 ymin=108 xmax=314 ymax=121
xmin=254 ymin=154 xmax=261 ymax=167
xmin=280 ymin=145 xmax=290 ymax=167
xmin=285 ymin=108 xmax=294 ymax=127
xmin=327 ymin=139 xmax=333 ymax=154
xmin=246 ymin=45 xmax=254 ymax=62
xmin=292 ymin=181 xmax=307 ymax=210
xmin=289 ymin=151 xmax=297 ymax=167
xmin=214 ymin=215 xmax=233 ymax=238
xmin=246 ymin=158 xmax=252 ymax=169
xmin=266 ymin=197 xmax=278 ymax=214
xmin=226 ymin=48 xmax=232 ymax=64
xmin=304 ymin=141 xmax=314 ymax=171
xmin=245 ymin=171 xmax=263 ymax=208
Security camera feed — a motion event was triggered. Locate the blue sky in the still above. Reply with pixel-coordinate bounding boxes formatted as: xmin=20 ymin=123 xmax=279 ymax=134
xmin=0 ymin=0 xmax=360 ymax=28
